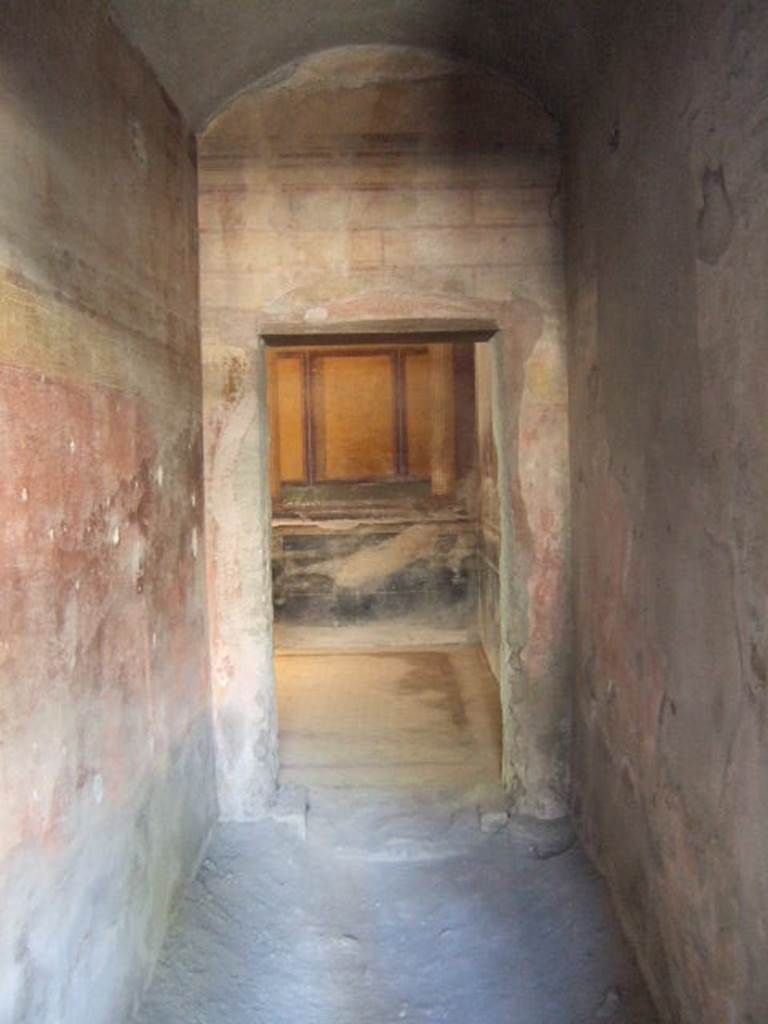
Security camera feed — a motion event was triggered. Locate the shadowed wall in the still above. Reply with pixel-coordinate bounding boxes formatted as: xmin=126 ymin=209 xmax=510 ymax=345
xmin=567 ymin=2 xmax=768 ymax=1019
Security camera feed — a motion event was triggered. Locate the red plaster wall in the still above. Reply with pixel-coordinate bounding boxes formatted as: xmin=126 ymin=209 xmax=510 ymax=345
xmin=0 ymin=3 xmax=216 ymax=1021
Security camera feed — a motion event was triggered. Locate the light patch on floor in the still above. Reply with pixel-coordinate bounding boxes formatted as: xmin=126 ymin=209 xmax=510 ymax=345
xmin=275 ymin=647 xmax=502 ymax=790
xmin=273 ymin=621 xmax=477 ymax=652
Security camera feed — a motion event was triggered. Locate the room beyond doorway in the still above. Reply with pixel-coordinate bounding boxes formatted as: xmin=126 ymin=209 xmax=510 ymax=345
xmin=267 ymin=336 xmax=484 ymax=652
xmin=266 ymin=333 xmax=501 ymax=793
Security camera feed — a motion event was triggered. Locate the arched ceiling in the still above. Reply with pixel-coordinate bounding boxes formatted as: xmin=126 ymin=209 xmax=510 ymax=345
xmin=109 ymin=0 xmax=600 ymax=129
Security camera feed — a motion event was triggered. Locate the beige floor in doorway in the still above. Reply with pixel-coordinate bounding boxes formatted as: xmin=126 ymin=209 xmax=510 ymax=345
xmin=275 ymin=646 xmax=502 ymax=791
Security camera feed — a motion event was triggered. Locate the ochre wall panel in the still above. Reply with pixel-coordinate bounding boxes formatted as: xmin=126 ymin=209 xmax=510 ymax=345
xmin=276 ymin=355 xmax=306 ymax=482
xmin=404 ymin=349 xmax=431 ymax=478
xmin=315 ymin=353 xmax=396 ymax=481
xmin=429 ymin=343 xmax=456 ymax=496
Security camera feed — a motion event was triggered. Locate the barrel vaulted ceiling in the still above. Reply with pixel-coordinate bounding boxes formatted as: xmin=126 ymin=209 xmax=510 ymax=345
xmin=109 ymin=0 xmax=603 ymax=128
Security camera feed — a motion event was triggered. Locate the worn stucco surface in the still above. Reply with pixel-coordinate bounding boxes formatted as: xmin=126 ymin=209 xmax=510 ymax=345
xmin=566 ymin=2 xmax=768 ymax=1020
xmin=200 ymin=46 xmax=570 ymax=818
xmin=0 ymin=3 xmax=217 ymax=1021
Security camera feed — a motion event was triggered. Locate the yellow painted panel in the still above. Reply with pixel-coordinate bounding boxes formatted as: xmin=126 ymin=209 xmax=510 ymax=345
xmin=276 ymin=355 xmax=306 ymax=482
xmin=316 ymin=353 xmax=396 ymax=480
xmin=404 ymin=349 xmax=431 ymax=478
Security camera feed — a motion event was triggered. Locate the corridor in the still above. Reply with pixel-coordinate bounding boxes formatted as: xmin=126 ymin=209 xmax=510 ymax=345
xmin=136 ymin=650 xmax=657 ymax=1024
xmin=3 ymin=2 xmax=767 ymax=1022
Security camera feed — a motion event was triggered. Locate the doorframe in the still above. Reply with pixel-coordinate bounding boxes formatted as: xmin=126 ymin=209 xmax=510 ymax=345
xmin=205 ymin=299 xmax=570 ymax=821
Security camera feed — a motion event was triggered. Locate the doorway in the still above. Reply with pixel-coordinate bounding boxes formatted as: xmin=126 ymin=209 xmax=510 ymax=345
xmin=265 ymin=334 xmax=503 ymax=792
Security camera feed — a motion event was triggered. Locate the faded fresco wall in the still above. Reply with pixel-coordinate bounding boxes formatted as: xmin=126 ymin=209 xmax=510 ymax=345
xmin=0 ymin=3 xmax=217 ymax=1022
xmin=566 ymin=2 xmax=768 ymax=1020
xmin=273 ymin=521 xmax=478 ymax=644
xmin=200 ymin=45 xmax=570 ymax=818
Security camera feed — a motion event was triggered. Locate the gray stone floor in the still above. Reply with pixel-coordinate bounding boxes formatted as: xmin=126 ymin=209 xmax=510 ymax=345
xmin=135 ymin=650 xmax=658 ymax=1024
